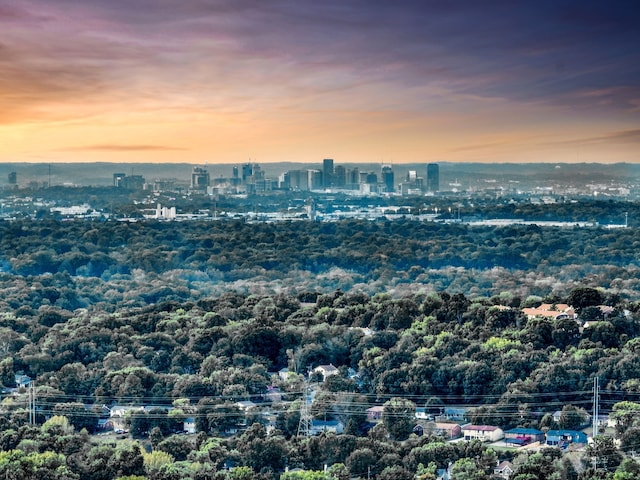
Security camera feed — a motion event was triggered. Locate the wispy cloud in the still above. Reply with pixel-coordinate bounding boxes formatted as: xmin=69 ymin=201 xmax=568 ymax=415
xmin=545 ymin=129 xmax=640 ymax=147
xmin=64 ymin=145 xmax=188 ymax=152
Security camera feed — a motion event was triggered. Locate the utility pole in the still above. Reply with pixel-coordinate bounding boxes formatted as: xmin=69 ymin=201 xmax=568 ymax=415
xmin=29 ymin=381 xmax=36 ymax=425
xmin=592 ymin=376 xmax=599 ymax=439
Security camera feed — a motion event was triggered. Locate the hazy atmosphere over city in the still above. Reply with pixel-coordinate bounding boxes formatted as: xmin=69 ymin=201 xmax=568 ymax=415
xmin=2 ymin=0 xmax=640 ymax=164
xmin=5 ymin=3 xmax=640 ymax=480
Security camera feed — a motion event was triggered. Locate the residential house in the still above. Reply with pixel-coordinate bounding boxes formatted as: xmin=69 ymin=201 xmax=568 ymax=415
xmin=504 ymin=428 xmax=545 ymax=446
xmin=367 ymin=406 xmax=384 ymax=422
xmin=264 ymin=386 xmax=282 ymax=403
xmin=235 ymin=400 xmax=257 ymax=413
xmin=462 ymin=425 xmax=504 ymax=442
xmin=415 ymin=407 xmax=432 ymax=420
xmin=494 ymin=461 xmax=515 ymax=479
xmin=14 ymin=374 xmax=32 ymax=389
xmin=310 ymin=419 xmax=344 ymax=435
xmin=522 ymin=303 xmax=575 ymax=321
xmin=183 ymin=417 xmax=196 ymax=434
xmin=313 ymin=364 xmax=339 ymax=382
xmin=430 ymin=422 xmax=462 ymax=439
xmin=545 ymin=430 xmax=588 ymax=448
xmin=109 ymin=405 xmax=144 ymax=431
xmin=97 ymin=418 xmax=114 ymax=431
xmin=436 ymin=407 xmax=468 ymax=422
xmin=597 ymin=305 xmax=615 ymax=317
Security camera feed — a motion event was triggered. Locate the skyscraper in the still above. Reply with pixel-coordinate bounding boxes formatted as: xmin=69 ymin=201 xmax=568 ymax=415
xmin=381 ymin=165 xmax=394 ymax=193
xmin=427 ymin=163 xmax=439 ymax=193
xmin=333 ymin=165 xmax=346 ymax=187
xmin=191 ymin=166 xmax=210 ymax=190
xmin=241 ymin=163 xmax=253 ymax=183
xmin=322 ymin=159 xmax=334 ymax=188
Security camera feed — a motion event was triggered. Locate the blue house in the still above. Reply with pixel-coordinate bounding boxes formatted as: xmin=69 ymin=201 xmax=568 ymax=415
xmin=545 ymin=430 xmax=588 ymax=448
xmin=504 ymin=427 xmax=545 ymax=446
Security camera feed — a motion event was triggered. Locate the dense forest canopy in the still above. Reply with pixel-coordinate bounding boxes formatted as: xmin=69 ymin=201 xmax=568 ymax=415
xmin=1 ymin=217 xmax=640 ymax=479
xmin=0 ymin=218 xmax=639 ymax=311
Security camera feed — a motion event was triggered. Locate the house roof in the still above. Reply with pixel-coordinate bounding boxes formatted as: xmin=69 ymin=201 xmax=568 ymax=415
xmin=315 ymin=364 xmax=338 ymax=373
xmin=522 ymin=308 xmax=574 ymax=319
xmin=506 ymin=427 xmax=544 ymax=435
xmin=546 ymin=429 xmax=587 ymax=439
xmin=464 ymin=425 xmax=500 ymax=432
xmin=434 ymin=422 xmax=460 ymax=431
xmin=495 ymin=461 xmax=514 ymax=472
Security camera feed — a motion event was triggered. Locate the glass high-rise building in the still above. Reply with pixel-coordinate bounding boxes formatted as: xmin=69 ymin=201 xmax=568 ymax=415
xmin=427 ymin=163 xmax=439 ymax=192
xmin=381 ymin=165 xmax=394 ymax=193
xmin=322 ymin=159 xmax=334 ymax=188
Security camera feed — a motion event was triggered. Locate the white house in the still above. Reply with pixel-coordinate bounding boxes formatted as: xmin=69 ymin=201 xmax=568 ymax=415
xmin=494 ymin=461 xmax=514 ymax=479
xmin=313 ymin=364 xmax=339 ymax=382
xmin=183 ymin=417 xmax=196 ymax=434
xmin=462 ymin=425 xmax=504 ymax=442
xmin=109 ymin=405 xmax=145 ymax=431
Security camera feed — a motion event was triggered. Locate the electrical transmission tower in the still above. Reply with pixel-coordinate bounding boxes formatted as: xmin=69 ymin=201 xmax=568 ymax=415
xmin=297 ymin=369 xmax=312 ymax=437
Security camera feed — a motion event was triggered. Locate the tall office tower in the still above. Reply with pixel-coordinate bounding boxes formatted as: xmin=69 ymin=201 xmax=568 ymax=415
xmin=289 ymin=170 xmax=309 ymax=191
xmin=308 ymin=169 xmax=323 ymax=190
xmin=242 ymin=163 xmax=253 ymax=183
xmin=232 ymin=166 xmax=239 ymax=179
xmin=191 ymin=166 xmax=210 ymax=190
xmin=278 ymin=172 xmax=290 ymax=190
xmin=333 ymin=165 xmax=346 ymax=187
xmin=7 ymin=172 xmax=17 ymax=185
xmin=252 ymin=164 xmax=264 ymax=181
xmin=322 ymin=158 xmax=334 ymax=188
xmin=347 ymin=168 xmax=360 ymax=189
xmin=427 ymin=163 xmax=440 ymax=192
xmin=122 ymin=175 xmax=145 ymax=190
xmin=381 ymin=165 xmax=394 ymax=192
xmin=113 ymin=173 xmax=126 ymax=187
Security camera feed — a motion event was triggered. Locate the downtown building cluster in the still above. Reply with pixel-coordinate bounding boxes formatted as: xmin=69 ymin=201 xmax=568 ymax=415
xmin=116 ymin=161 xmax=441 ymax=196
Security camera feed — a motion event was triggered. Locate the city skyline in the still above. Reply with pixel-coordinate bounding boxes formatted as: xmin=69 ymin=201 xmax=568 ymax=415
xmin=1 ymin=1 xmax=639 ymax=164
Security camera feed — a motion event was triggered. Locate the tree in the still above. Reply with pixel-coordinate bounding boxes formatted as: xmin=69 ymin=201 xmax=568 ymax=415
xmin=345 ymin=448 xmax=376 ymax=479
xmin=584 ymin=436 xmax=623 ymax=472
xmin=0 ymin=449 xmax=80 ymax=480
xmin=610 ymin=401 xmax=640 ymax=435
xmin=619 ymin=427 xmax=640 ymax=453
xmin=110 ymin=442 xmax=145 ymax=479
xmin=450 ymin=458 xmax=488 ymax=480
xmin=613 ymin=458 xmax=640 ymax=480
xmin=512 ymin=449 xmax=565 ymax=480
xmin=558 ymin=405 xmax=588 ymax=430
xmin=280 ymin=471 xmax=331 ymax=480
xmin=377 ymin=465 xmax=414 ymax=480
xmin=425 ymin=396 xmax=445 ymax=416
xmin=156 ymin=435 xmax=195 ymax=462
xmin=568 ymin=287 xmax=604 ymax=312
xmin=53 ymin=403 xmax=99 ymax=433
xmin=196 ymin=399 xmax=242 ymax=435
xmin=239 ymin=434 xmax=288 ymax=472
xmin=382 ymin=397 xmax=416 ymax=441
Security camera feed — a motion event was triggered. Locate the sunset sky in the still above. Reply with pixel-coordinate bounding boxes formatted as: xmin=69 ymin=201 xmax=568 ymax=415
xmin=1 ymin=0 xmax=639 ymax=164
